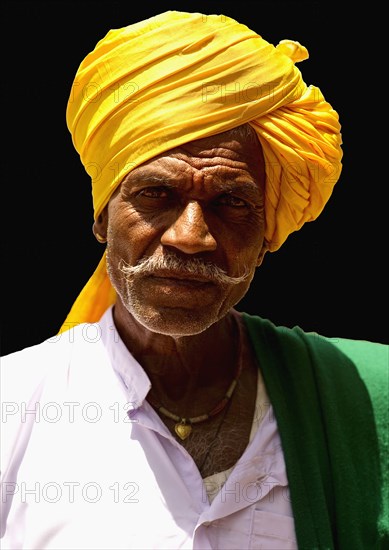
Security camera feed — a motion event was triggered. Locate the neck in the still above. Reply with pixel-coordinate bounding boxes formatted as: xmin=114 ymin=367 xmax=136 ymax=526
xmin=112 ymin=301 xmax=242 ymax=406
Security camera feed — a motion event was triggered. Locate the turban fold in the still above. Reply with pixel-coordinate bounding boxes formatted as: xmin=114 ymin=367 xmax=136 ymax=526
xmin=61 ymin=10 xmax=343 ymax=333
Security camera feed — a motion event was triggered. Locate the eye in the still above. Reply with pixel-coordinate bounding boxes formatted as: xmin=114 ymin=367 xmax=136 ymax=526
xmin=138 ymin=186 xmax=170 ymax=199
xmin=216 ymin=194 xmax=248 ymax=208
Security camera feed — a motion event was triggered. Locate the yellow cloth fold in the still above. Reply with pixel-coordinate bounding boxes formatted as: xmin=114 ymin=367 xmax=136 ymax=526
xmin=60 ymin=10 xmax=343 ymax=334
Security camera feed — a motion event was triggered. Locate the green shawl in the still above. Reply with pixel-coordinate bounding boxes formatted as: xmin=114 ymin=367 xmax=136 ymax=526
xmin=243 ymin=313 xmax=388 ymax=550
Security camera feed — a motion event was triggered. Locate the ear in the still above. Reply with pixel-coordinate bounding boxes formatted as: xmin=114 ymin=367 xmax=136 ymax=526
xmin=256 ymin=242 xmax=269 ymax=267
xmin=92 ymin=207 xmax=109 ymax=244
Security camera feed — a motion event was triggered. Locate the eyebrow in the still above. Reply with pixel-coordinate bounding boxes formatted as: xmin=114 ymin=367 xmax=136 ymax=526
xmin=213 ymin=180 xmax=260 ymax=196
xmin=125 ymin=172 xmax=261 ymax=197
xmin=123 ymin=173 xmax=174 ymax=187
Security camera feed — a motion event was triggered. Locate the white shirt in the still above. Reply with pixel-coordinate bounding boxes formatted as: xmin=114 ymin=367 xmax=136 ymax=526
xmin=0 ymin=307 xmax=297 ymax=549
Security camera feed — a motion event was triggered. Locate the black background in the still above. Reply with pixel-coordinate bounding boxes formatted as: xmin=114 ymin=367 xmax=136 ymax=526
xmin=1 ymin=1 xmax=388 ymax=356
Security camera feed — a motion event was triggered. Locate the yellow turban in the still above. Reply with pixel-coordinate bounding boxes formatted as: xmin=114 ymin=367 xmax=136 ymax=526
xmin=61 ymin=10 xmax=343 ymax=333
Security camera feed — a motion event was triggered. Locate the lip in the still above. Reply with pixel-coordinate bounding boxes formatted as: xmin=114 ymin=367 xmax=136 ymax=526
xmin=146 ymin=271 xmax=215 ymax=286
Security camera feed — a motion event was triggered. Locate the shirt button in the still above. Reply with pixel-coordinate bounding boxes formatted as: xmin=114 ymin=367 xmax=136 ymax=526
xmin=255 ymin=474 xmax=267 ymax=485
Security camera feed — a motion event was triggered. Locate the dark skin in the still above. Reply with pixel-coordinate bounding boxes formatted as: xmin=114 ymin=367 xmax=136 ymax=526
xmin=94 ymin=126 xmax=268 ymax=475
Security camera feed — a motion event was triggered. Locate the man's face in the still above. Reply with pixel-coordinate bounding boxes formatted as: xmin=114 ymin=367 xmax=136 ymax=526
xmin=104 ymin=127 xmax=267 ymax=336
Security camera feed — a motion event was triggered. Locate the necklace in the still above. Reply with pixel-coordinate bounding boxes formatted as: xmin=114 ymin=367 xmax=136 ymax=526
xmin=147 ymin=317 xmax=243 ymax=441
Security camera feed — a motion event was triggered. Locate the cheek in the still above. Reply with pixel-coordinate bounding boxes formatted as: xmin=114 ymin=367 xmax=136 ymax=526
xmin=224 ymin=227 xmax=265 ymax=273
xmin=107 ymin=209 xmax=161 ymax=264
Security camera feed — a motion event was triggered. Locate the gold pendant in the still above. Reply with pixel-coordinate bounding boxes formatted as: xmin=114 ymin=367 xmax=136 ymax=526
xmin=175 ymin=421 xmax=192 ymax=440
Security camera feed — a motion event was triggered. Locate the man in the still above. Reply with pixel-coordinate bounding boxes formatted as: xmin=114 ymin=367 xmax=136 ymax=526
xmin=1 ymin=10 xmax=387 ymax=550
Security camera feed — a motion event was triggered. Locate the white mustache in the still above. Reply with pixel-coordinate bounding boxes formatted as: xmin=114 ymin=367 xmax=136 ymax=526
xmin=119 ymin=252 xmax=251 ymax=286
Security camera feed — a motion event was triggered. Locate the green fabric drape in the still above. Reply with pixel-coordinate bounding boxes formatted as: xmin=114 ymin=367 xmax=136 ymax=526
xmin=243 ymin=313 xmax=388 ymax=550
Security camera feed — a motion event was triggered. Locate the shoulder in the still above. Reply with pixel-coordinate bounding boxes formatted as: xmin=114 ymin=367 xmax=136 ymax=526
xmin=243 ymin=312 xmax=388 ymax=377
xmin=0 ymin=323 xmax=106 ymax=403
xmin=305 ymin=332 xmax=388 ymax=419
xmin=242 ymin=311 xmax=388 ymax=420
xmin=327 ymin=336 xmax=388 ymax=383
xmin=0 ymin=323 xmax=110 ymax=466
xmin=1 ymin=332 xmax=70 ymax=401
xmin=243 ymin=312 xmax=388 ymax=451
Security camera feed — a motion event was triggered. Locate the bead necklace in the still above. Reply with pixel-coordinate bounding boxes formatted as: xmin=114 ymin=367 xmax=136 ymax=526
xmin=147 ymin=319 xmax=243 ymax=441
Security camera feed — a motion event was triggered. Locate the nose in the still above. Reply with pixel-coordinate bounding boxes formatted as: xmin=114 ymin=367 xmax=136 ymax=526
xmin=160 ymin=201 xmax=217 ymax=254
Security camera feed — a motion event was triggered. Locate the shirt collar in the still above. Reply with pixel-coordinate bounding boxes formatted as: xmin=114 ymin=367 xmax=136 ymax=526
xmin=98 ymin=305 xmax=151 ymax=409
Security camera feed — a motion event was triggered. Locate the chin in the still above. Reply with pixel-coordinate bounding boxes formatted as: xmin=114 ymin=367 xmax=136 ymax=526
xmin=130 ymin=305 xmax=224 ymax=337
